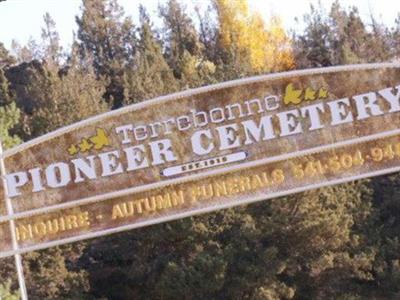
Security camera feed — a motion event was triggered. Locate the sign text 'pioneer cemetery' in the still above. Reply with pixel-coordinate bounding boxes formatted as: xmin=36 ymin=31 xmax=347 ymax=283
xmin=1 ymin=63 xmax=400 ymax=257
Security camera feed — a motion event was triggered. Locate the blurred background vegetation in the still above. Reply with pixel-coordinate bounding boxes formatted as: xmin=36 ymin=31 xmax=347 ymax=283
xmin=1 ymin=0 xmax=400 ymax=299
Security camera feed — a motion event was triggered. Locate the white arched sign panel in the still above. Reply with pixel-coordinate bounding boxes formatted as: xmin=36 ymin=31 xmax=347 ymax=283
xmin=1 ymin=63 xmax=400 ymax=257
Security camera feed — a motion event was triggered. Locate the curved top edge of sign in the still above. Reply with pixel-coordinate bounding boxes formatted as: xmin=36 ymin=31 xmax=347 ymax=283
xmin=3 ymin=62 xmax=400 ymax=158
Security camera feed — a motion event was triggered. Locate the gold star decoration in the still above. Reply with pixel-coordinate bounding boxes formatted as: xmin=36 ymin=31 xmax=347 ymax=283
xmin=318 ymin=87 xmax=328 ymax=99
xmin=67 ymin=128 xmax=111 ymax=156
xmin=284 ymin=84 xmax=330 ymax=105
xmin=78 ymin=138 xmax=93 ymax=153
xmin=284 ymin=83 xmax=302 ymax=105
xmin=67 ymin=144 xmax=79 ymax=156
xmin=90 ymin=128 xmax=110 ymax=150
xmin=304 ymin=87 xmax=317 ymax=101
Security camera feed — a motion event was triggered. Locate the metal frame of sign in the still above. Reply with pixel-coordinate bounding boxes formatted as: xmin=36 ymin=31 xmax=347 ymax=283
xmin=1 ymin=63 xmax=400 ymax=299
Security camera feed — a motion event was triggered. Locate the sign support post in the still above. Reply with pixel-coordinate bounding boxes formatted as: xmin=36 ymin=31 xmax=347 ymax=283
xmin=0 ymin=141 xmax=28 ymax=300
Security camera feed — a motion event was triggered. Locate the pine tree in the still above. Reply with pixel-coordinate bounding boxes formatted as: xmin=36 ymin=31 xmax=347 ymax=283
xmin=178 ymin=50 xmax=217 ymax=88
xmin=0 ymin=102 xmax=21 ymax=149
xmin=0 ymin=68 xmax=14 ymax=106
xmin=294 ymin=3 xmax=335 ymax=67
xmin=0 ymin=69 xmax=21 ymax=148
xmin=11 ymin=38 xmax=40 ymax=63
xmin=295 ymin=1 xmax=392 ymax=67
xmin=0 ymin=42 xmax=15 ymax=68
xmin=196 ymin=4 xmax=219 ymax=63
xmin=0 ymin=280 xmax=19 ymax=300
xmin=367 ymin=174 xmax=400 ymax=297
xmin=330 ymin=4 xmax=369 ymax=64
xmin=393 ymin=14 xmax=400 ymax=60
xmin=123 ymin=6 xmax=178 ymax=105
xmin=41 ymin=12 xmax=62 ymax=63
xmin=25 ymin=54 xmax=109 ymax=138
xmin=159 ymin=0 xmax=203 ymax=77
xmin=159 ymin=0 xmax=217 ymax=88
xmin=21 ymin=244 xmax=90 ymax=299
xmin=76 ymin=0 xmax=135 ymax=107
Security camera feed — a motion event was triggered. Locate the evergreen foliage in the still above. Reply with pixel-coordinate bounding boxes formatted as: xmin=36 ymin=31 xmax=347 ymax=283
xmin=0 ymin=280 xmax=19 ymax=300
xmin=123 ymin=6 xmax=178 ymax=105
xmin=0 ymin=69 xmax=21 ymax=148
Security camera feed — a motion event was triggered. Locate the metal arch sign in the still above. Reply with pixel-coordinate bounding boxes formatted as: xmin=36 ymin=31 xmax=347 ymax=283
xmin=2 ymin=63 xmax=400 ymax=257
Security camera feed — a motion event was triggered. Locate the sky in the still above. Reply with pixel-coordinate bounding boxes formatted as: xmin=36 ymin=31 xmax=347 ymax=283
xmin=0 ymin=0 xmax=399 ymax=52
